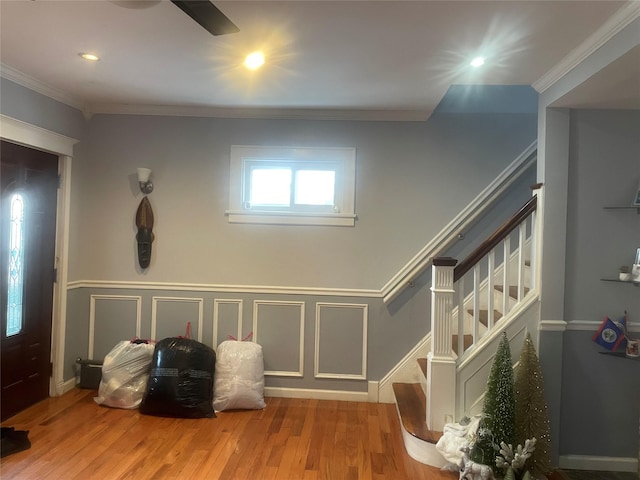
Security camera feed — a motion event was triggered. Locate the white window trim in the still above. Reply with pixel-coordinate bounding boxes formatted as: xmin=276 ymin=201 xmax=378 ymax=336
xmin=227 ymin=145 xmax=356 ymax=226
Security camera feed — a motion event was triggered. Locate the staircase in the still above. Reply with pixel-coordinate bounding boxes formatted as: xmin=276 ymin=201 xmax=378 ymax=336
xmin=392 ymin=185 xmax=543 ymax=466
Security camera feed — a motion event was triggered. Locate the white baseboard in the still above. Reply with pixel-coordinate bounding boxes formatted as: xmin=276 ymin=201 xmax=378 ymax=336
xmin=559 ymin=454 xmax=638 ymax=473
xmin=264 ymin=386 xmax=369 ymax=402
xmin=59 ymin=377 xmax=78 ymax=395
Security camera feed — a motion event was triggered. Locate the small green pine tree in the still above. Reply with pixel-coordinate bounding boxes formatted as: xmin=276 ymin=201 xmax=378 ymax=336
xmin=470 ymin=332 xmax=516 ymax=469
xmin=514 ymin=333 xmax=552 ymax=477
xmin=504 ymin=466 xmax=516 ymax=480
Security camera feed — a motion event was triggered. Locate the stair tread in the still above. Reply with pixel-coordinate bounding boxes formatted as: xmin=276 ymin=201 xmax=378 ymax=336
xmin=466 ymin=308 xmax=502 ymax=326
xmin=392 ymin=382 xmax=442 ymax=444
xmin=495 ymin=285 xmax=530 ymax=299
xmin=452 ymin=334 xmax=473 ymax=355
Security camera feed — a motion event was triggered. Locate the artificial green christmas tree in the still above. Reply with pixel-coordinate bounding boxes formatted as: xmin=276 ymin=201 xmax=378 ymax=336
xmin=514 ymin=333 xmax=552 ymax=478
xmin=470 ymin=331 xmax=516 ymax=469
xmin=504 ymin=467 xmax=516 ymax=480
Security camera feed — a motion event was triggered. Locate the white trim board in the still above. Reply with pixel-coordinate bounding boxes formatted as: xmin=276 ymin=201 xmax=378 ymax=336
xmin=67 ymin=280 xmax=380 ymax=298
xmin=264 ymin=386 xmax=369 ymax=402
xmin=0 ymin=114 xmax=78 ymax=156
xmin=566 ymin=320 xmax=640 ymax=333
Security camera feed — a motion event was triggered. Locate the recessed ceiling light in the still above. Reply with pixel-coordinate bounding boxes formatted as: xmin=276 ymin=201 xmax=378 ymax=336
xmin=244 ymin=51 xmax=265 ymax=70
xmin=470 ymin=57 xmax=485 ymax=68
xmin=79 ymin=53 xmax=100 ymax=61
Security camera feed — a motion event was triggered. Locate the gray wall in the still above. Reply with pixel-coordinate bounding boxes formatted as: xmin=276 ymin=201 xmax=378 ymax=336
xmin=560 ymin=109 xmax=640 ymax=459
xmin=63 ymin=106 xmax=537 ymax=386
xmin=1 ymin=76 xmax=539 ymax=395
xmin=69 ymin=112 xmax=536 ymax=288
xmin=0 ymin=77 xmax=87 ymax=140
xmin=535 ymin=16 xmax=640 ymax=467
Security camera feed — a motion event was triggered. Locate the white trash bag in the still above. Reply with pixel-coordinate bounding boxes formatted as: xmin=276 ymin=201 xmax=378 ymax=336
xmin=213 ymin=340 xmax=266 ymax=411
xmin=94 ymin=340 xmax=155 ymax=409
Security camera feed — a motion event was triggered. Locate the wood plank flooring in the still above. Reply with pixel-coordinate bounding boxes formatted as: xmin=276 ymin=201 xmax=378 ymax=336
xmin=0 ymin=388 xmax=459 ymax=480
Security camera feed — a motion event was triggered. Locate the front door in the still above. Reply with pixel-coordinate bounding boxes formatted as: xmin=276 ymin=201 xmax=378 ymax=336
xmin=1 ymin=140 xmax=58 ymax=421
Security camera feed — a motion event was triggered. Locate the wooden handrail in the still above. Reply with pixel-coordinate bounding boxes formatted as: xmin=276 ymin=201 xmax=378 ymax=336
xmin=453 ymin=195 xmax=537 ymax=282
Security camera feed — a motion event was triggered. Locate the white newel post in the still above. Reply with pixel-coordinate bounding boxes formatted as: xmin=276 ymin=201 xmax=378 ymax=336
xmin=427 ymin=257 xmax=457 ymax=431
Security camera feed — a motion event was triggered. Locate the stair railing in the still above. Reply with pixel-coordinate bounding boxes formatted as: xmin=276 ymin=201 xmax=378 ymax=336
xmin=426 ymin=184 xmax=543 ymax=431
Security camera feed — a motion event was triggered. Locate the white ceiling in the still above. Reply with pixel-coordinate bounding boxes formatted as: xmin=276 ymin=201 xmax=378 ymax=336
xmin=0 ymin=0 xmax=638 ymax=121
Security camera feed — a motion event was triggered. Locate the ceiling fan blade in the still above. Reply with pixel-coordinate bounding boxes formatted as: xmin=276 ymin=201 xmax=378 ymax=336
xmin=171 ymin=1 xmax=239 ymax=36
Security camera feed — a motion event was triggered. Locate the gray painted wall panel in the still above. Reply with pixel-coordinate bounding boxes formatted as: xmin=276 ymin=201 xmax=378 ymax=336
xmin=214 ymin=300 xmax=242 ymax=346
xmin=153 ymin=297 xmax=202 ymax=342
xmin=92 ymin=296 xmax=139 ymax=359
xmin=316 ymin=304 xmax=366 ymax=377
xmin=254 ymin=301 xmax=304 ymax=375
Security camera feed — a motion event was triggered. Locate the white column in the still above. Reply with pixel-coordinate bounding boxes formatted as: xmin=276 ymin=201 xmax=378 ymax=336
xmin=427 ymin=257 xmax=457 ymax=431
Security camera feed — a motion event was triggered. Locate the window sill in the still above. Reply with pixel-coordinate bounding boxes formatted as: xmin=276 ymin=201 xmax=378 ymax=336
xmin=226 ymin=210 xmax=356 ymax=227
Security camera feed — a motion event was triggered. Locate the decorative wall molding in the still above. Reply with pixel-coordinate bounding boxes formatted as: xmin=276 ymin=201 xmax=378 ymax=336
xmin=151 ymin=296 xmax=204 ymax=342
xmin=88 ymin=295 xmax=141 ymax=358
xmin=314 ymin=302 xmax=368 ymax=380
xmin=539 ymin=320 xmax=568 ymax=332
xmin=67 ymin=279 xmax=380 ymax=298
xmin=253 ymin=300 xmax=305 ymax=377
xmin=533 ymin=2 xmax=640 ymax=93
xmin=213 ymin=298 xmax=243 ymax=347
xmin=565 ymin=319 xmax=640 ymax=333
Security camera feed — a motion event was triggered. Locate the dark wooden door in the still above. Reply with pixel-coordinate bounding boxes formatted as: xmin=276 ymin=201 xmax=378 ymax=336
xmin=1 ymin=140 xmax=58 ymax=421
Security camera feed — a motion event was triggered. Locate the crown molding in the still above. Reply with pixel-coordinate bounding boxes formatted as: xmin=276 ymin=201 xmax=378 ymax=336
xmin=86 ymin=102 xmax=431 ymax=122
xmin=1 ymin=63 xmax=429 ymax=122
xmin=533 ymin=1 xmax=640 ymax=93
xmin=0 ymin=63 xmax=86 ymax=111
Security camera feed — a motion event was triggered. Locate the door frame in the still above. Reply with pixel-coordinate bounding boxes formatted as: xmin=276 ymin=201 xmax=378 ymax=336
xmin=0 ymin=114 xmax=78 ymax=397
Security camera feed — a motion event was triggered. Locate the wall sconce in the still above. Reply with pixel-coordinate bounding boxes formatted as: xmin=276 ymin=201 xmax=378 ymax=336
xmin=137 ymin=168 xmax=153 ymax=194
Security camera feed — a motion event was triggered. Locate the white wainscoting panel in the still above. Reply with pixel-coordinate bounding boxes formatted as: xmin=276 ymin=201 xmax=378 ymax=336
xmin=213 ymin=298 xmax=243 ymax=347
xmin=151 ymin=296 xmax=204 ymax=342
xmin=88 ymin=295 xmax=141 ymax=359
xmin=314 ymin=302 xmax=368 ymax=380
xmin=253 ymin=300 xmax=305 ymax=377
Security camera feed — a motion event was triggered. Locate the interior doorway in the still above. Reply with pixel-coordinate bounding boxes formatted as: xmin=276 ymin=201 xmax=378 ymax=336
xmin=1 ymin=140 xmax=59 ymax=421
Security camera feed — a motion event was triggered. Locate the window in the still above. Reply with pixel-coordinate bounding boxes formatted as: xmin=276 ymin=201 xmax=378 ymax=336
xmin=227 ymin=146 xmax=356 ymax=226
xmin=6 ymin=193 xmax=25 ymax=337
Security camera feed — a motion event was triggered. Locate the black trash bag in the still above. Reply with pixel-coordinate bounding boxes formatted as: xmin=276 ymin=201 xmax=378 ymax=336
xmin=140 ymin=337 xmax=216 ymax=418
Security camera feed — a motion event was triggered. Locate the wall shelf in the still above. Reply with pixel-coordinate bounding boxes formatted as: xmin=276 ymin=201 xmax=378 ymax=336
xmin=603 ymin=206 xmax=640 ymax=214
xmin=599 ymin=351 xmax=639 ymax=360
xmin=600 ymin=278 xmax=639 ymax=287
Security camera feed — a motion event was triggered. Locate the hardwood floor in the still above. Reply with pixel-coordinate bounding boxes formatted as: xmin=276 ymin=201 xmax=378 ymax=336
xmin=0 ymin=388 xmax=459 ymax=480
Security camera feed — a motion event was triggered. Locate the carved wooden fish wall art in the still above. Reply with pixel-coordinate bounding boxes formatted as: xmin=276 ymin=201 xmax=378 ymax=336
xmin=135 ymin=196 xmax=154 ymax=268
